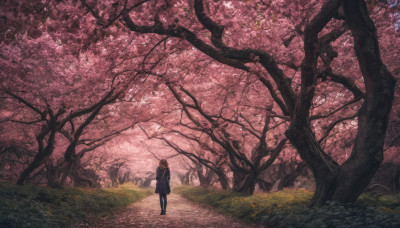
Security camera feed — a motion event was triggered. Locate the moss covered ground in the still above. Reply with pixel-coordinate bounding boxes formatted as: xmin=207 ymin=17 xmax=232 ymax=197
xmin=173 ymin=185 xmax=400 ymax=228
xmin=0 ymin=182 xmax=152 ymax=227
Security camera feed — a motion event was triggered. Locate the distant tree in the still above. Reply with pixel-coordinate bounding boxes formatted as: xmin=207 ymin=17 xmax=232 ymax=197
xmin=0 ymin=35 xmax=145 ymax=186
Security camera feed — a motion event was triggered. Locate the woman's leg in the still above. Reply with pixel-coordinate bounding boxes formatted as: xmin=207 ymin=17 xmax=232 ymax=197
xmin=159 ymin=194 xmax=164 ymax=211
xmin=162 ymin=194 xmax=167 ymax=211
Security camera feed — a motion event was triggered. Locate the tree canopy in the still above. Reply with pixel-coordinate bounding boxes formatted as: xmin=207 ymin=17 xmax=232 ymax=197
xmin=0 ymin=0 xmax=399 ymax=206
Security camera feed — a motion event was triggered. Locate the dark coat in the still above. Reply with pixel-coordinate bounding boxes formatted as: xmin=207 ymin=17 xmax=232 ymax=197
xmin=155 ymin=167 xmax=170 ymax=194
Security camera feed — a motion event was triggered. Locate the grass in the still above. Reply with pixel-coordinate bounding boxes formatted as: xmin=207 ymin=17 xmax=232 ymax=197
xmin=0 ymin=182 xmax=152 ymax=227
xmin=173 ymin=185 xmax=400 ymax=228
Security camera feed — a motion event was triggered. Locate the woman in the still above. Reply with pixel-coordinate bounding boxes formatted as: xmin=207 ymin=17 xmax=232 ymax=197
xmin=155 ymin=159 xmax=170 ymax=215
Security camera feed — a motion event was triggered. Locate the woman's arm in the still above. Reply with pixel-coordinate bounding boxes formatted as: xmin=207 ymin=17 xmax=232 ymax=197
xmin=167 ymin=168 xmax=170 ymax=181
xmin=156 ymin=167 xmax=160 ymax=181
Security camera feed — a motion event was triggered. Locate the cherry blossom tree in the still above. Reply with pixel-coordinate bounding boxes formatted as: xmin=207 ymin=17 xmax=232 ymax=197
xmin=150 ymin=72 xmax=288 ymax=193
xmin=81 ymin=0 xmax=397 ymax=204
xmin=0 ymin=33 xmax=153 ymax=186
xmin=1 ymin=0 xmax=399 ymax=206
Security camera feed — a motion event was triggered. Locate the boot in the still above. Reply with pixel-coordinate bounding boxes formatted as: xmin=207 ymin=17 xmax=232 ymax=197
xmin=160 ymin=210 xmax=164 ymax=215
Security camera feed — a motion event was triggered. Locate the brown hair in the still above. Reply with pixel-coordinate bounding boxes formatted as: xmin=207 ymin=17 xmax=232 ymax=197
xmin=159 ymin=159 xmax=169 ymax=169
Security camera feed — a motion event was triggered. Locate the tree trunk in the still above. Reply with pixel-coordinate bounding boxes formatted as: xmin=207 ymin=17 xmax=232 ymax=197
xmin=108 ymin=163 xmax=124 ymax=187
xmin=142 ymin=177 xmax=154 ymax=187
xmin=133 ymin=177 xmax=143 ymax=186
xmin=328 ymin=0 xmax=396 ymax=203
xmin=18 ymin=150 xmax=53 ymax=185
xmin=278 ymin=162 xmax=308 ymax=190
xmin=177 ymin=174 xmax=186 ymax=185
xmin=71 ymin=167 xmax=100 ymax=188
xmin=184 ymin=171 xmax=191 ymax=185
xmin=286 ymin=0 xmax=396 ymax=206
xmin=118 ymin=172 xmax=129 ymax=185
xmin=17 ymin=123 xmax=57 ymax=185
xmin=216 ymin=168 xmax=230 ymax=190
xmin=257 ymin=179 xmax=272 ymax=192
xmin=17 ymin=156 xmax=45 ymax=185
xmin=232 ymin=170 xmax=245 ymax=191
xmin=197 ymin=166 xmax=215 ymax=187
xmin=45 ymin=163 xmax=63 ymax=188
xmin=197 ymin=171 xmax=209 ymax=187
xmin=233 ymin=169 xmax=257 ymax=194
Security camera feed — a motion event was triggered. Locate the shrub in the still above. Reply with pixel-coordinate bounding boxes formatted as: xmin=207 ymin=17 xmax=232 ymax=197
xmin=173 ymin=185 xmax=400 ymax=228
xmin=0 ymin=182 xmax=152 ymax=227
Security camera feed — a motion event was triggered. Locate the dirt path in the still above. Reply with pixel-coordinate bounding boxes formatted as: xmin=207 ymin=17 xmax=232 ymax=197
xmin=92 ymin=193 xmax=261 ymax=228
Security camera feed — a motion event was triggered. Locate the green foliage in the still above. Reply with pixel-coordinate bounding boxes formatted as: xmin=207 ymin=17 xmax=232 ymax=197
xmin=173 ymin=185 xmax=247 ymax=208
xmin=358 ymin=192 xmax=400 ymax=212
xmin=173 ymin=185 xmax=400 ymax=228
xmin=0 ymin=182 xmax=152 ymax=227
